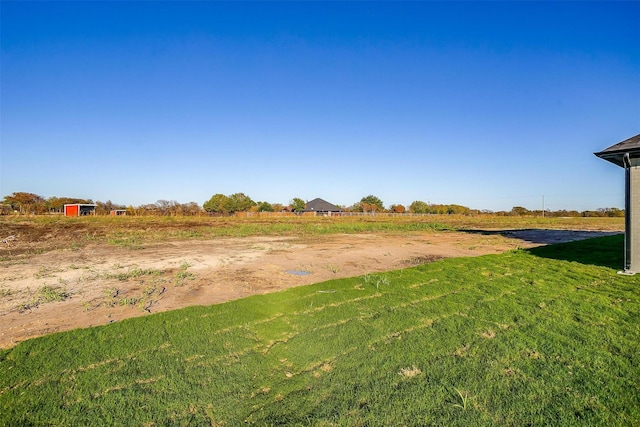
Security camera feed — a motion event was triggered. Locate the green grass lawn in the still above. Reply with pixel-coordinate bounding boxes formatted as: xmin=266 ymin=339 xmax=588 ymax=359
xmin=1 ymin=235 xmax=638 ymax=426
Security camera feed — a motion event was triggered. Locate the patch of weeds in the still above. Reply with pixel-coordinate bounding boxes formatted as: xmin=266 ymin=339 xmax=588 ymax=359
xmin=176 ymin=230 xmax=202 ymax=239
xmin=325 ymin=264 xmax=340 ymax=274
xmin=174 ymin=271 xmax=195 ymax=286
xmin=17 ymin=285 xmax=70 ymax=312
xmin=452 ymin=387 xmax=471 ymax=410
xmin=33 ymin=266 xmax=55 ymax=279
xmin=102 ymin=282 xmax=166 ymax=312
xmin=362 ymin=274 xmax=390 ymax=291
xmin=80 ymin=233 xmax=101 ymax=243
xmin=102 ymin=287 xmax=120 ymax=307
xmin=141 ymin=282 xmax=158 ymax=298
xmin=36 ymin=285 xmax=69 ymax=303
xmin=0 ymin=288 xmax=12 ymax=298
xmin=118 ymin=296 xmax=140 ymax=307
xmin=107 ymin=235 xmax=141 ymax=247
xmin=107 ymin=232 xmax=146 ymax=249
xmin=174 ymin=263 xmax=195 ymax=286
xmin=137 ymin=281 xmax=166 ymax=312
xmin=16 ymin=302 xmax=34 ymax=313
xmin=110 ymin=267 xmax=163 ymax=281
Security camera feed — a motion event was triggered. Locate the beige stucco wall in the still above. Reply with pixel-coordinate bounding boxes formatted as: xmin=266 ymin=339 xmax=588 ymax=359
xmin=630 ymin=158 xmax=640 ymax=273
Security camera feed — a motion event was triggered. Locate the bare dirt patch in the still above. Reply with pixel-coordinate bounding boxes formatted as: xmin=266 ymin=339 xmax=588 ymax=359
xmin=0 ymin=227 xmax=619 ymax=348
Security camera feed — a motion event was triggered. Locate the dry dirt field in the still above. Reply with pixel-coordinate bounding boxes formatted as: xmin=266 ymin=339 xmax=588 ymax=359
xmin=0 ymin=219 xmax=621 ymax=349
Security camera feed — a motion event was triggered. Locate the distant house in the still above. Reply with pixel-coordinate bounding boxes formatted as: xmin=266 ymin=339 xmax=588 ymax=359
xmin=64 ymin=204 xmax=97 ymax=217
xmin=304 ymin=198 xmax=344 ymax=216
xmin=110 ymin=209 xmax=127 ymax=216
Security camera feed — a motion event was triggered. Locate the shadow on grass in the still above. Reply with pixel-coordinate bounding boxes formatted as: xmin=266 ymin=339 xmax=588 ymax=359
xmin=462 ymin=229 xmax=623 ymax=269
xmin=526 ymin=234 xmax=624 ymax=270
xmin=465 ymin=228 xmax=620 ymax=245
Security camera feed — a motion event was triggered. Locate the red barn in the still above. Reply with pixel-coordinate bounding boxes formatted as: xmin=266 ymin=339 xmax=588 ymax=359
xmin=64 ymin=204 xmax=97 ymax=217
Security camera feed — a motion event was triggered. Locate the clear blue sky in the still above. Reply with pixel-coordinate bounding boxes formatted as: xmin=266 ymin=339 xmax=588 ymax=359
xmin=2 ymin=1 xmax=639 ymax=212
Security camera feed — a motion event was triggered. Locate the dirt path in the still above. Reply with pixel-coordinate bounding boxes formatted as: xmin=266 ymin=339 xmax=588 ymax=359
xmin=0 ymin=229 xmax=618 ymax=348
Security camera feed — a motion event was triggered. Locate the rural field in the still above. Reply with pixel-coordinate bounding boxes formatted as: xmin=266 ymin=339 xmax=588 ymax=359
xmin=1 ymin=215 xmax=638 ymax=425
xmin=0 ymin=215 xmax=622 ymax=348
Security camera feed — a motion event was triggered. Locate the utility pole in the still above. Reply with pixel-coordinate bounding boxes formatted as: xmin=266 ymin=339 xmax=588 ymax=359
xmin=542 ymin=195 xmax=545 ymax=218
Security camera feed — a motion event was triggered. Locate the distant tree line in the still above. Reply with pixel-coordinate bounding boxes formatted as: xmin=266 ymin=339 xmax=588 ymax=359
xmin=408 ymin=201 xmax=472 ymax=215
xmin=0 ymin=191 xmax=625 ymax=218
xmin=130 ymin=200 xmax=203 ymax=216
xmin=1 ymin=192 xmax=100 ymax=215
xmin=0 ymin=192 xmax=201 ymax=216
xmin=499 ymin=206 xmax=625 ymax=218
xmin=203 ymin=193 xmax=257 ymax=214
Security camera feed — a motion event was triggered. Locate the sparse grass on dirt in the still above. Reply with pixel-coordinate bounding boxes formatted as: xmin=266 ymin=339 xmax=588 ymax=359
xmin=108 ymin=267 xmax=162 ymax=281
xmin=1 ymin=235 xmax=637 ymax=426
xmin=16 ymin=285 xmax=70 ymax=313
xmin=100 ymin=280 xmax=167 ymax=313
xmin=173 ymin=262 xmax=195 ymax=286
xmin=0 ymin=214 xmax=623 ymax=255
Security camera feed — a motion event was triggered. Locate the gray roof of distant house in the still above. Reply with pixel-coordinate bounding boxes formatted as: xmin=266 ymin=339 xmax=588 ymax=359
xmin=305 ymin=198 xmax=343 ymax=212
xmin=595 ymin=133 xmax=640 ymax=167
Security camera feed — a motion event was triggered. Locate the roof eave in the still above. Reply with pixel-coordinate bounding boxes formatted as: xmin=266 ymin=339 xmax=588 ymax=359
xmin=594 ymin=133 xmax=640 ymax=167
xmin=594 ymin=149 xmax=640 ymax=168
